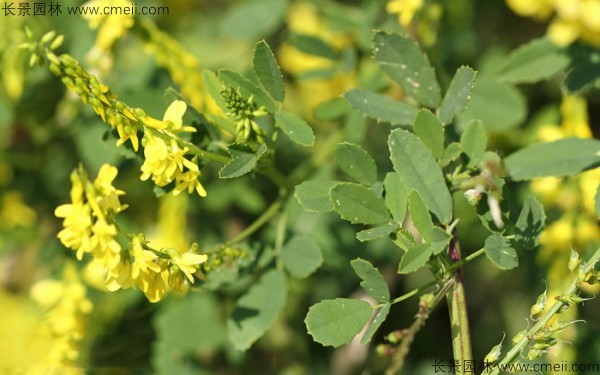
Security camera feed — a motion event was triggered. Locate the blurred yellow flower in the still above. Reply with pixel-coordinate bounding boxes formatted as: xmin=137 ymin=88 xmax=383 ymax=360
xmin=507 ymin=0 xmax=600 ymax=46
xmin=387 ymin=0 xmax=424 ymax=27
xmin=82 ymin=0 xmax=134 ymax=51
xmin=0 ymin=191 xmax=36 ymax=229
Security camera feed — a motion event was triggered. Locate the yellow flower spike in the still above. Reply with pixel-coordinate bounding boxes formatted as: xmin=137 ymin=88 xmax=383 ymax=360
xmin=82 ymin=0 xmax=134 ymax=52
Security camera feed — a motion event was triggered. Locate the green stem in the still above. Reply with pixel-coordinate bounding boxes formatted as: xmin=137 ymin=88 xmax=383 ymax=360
xmin=385 ymin=278 xmax=455 ymax=375
xmin=487 ymin=246 xmax=600 ymax=375
xmin=447 ymin=237 xmax=473 ymax=374
xmin=222 ymin=196 xmax=286 ymax=248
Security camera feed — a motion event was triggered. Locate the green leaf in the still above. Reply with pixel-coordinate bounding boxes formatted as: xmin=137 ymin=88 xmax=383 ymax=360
xmin=398 ymin=243 xmax=433 ymax=274
xmin=430 ymin=227 xmax=451 ymax=255
xmin=294 ymin=180 xmax=340 ymax=213
xmin=220 ymin=0 xmax=288 ymax=41
xmin=343 ymin=89 xmax=417 ymax=126
xmin=383 ymin=172 xmax=409 ymax=224
xmin=458 ymin=76 xmax=526 ymax=132
xmin=305 ymin=298 xmax=373 ymax=347
xmin=154 ymin=294 xmax=226 ymax=375
xmin=361 ymin=303 xmax=391 ymax=344
xmin=441 ymin=142 xmax=463 ymax=167
xmin=439 ymin=66 xmax=477 ymax=125
xmin=220 ymin=143 xmax=267 ymax=178
xmin=373 ymin=31 xmax=441 ymax=108
xmin=564 ymin=43 xmax=600 ymax=92
xmin=388 ymin=128 xmax=453 ymax=224
xmin=280 ymin=236 xmax=323 ymax=278
xmin=393 ymin=228 xmax=417 ymax=252
xmin=288 ymin=32 xmax=339 ymax=59
xmin=460 ymin=120 xmax=487 ymax=166
xmin=228 ymin=269 xmax=287 ymax=351
xmin=253 ymin=41 xmax=285 ymax=102
xmin=314 ymin=97 xmax=351 ymax=121
xmin=408 ymin=190 xmax=434 ymax=243
xmin=335 ymin=142 xmax=378 ymax=185
xmin=504 ymin=137 xmax=600 ymax=180
xmin=413 ymin=109 xmax=445 ymax=159
xmin=356 ymin=223 xmax=399 ymax=242
xmin=330 ymin=183 xmax=390 ymax=225
xmin=514 ymin=195 xmax=546 ymax=250
xmin=275 ymin=111 xmax=315 ymax=146
xmin=350 ymin=258 xmax=390 ymax=303
xmin=497 ymin=37 xmax=570 ymax=84
xmin=219 ymin=69 xmax=277 ymax=112
xmin=484 ymin=234 xmax=518 ymax=270
xmin=596 ymin=184 xmax=600 ymax=220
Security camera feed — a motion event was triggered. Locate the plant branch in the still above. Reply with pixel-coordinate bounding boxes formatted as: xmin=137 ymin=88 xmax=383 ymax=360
xmin=487 ymin=246 xmax=600 ymax=375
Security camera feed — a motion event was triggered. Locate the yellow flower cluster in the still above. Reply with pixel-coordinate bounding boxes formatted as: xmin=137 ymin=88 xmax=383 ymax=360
xmin=140 ymin=101 xmax=207 ymax=197
xmin=55 ymin=164 xmax=208 ymax=302
xmin=24 ymin=32 xmax=208 ymax=197
xmin=29 ymin=263 xmax=93 ymax=366
xmin=506 ymin=0 xmax=600 ymax=46
xmin=55 ymin=164 xmax=127 ymax=268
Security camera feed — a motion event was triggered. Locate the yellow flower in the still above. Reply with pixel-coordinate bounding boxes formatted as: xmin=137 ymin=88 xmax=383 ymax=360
xmin=139 ymin=269 xmax=169 ymax=303
xmin=129 ymin=234 xmax=162 ymax=281
xmin=173 ymin=170 xmax=207 ymax=197
xmin=89 ymin=218 xmax=121 ymax=269
xmin=170 ymin=249 xmax=208 ymax=283
xmin=0 ymin=191 xmax=36 ymax=229
xmin=82 ymin=0 xmax=134 ymax=51
xmin=105 ymin=258 xmax=134 ymax=291
xmin=55 ymin=202 xmax=93 ymax=259
xmin=387 ymin=0 xmax=424 ymax=27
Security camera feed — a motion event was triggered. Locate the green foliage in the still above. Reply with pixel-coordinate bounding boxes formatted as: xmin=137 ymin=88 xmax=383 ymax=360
xmin=335 ymin=142 xmax=378 ymax=185
xmin=497 ymin=37 xmax=570 ymax=84
xmin=458 ymin=75 xmax=527 ymax=132
xmin=330 ymin=183 xmax=389 ymax=225
xmin=220 ymin=143 xmax=267 ymax=178
xmin=305 ymin=298 xmax=373 ymax=347
xmin=274 ymin=111 xmax=315 ymax=146
xmin=439 ymin=66 xmax=476 ymax=125
xmin=227 ymin=270 xmax=287 ymax=351
xmin=484 ymin=234 xmax=518 ymax=270
xmin=460 ymin=120 xmax=487 ymax=166
xmin=294 ymin=180 xmax=339 ymax=213
xmin=350 ymin=258 xmax=390 ymax=303
xmin=388 ymin=128 xmax=453 ymax=224
xmin=280 ymin=236 xmax=323 ymax=278
xmin=373 ymin=31 xmax=441 ymax=108
xmin=413 ymin=109 xmax=444 ymax=159
xmin=514 ymin=195 xmax=546 ymax=250
xmin=253 ymin=41 xmax=285 ymax=102
xmin=343 ymin=89 xmax=417 ymax=126
xmin=288 ymin=32 xmax=339 ymax=60
xmin=504 ymin=137 xmax=600 ymax=180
